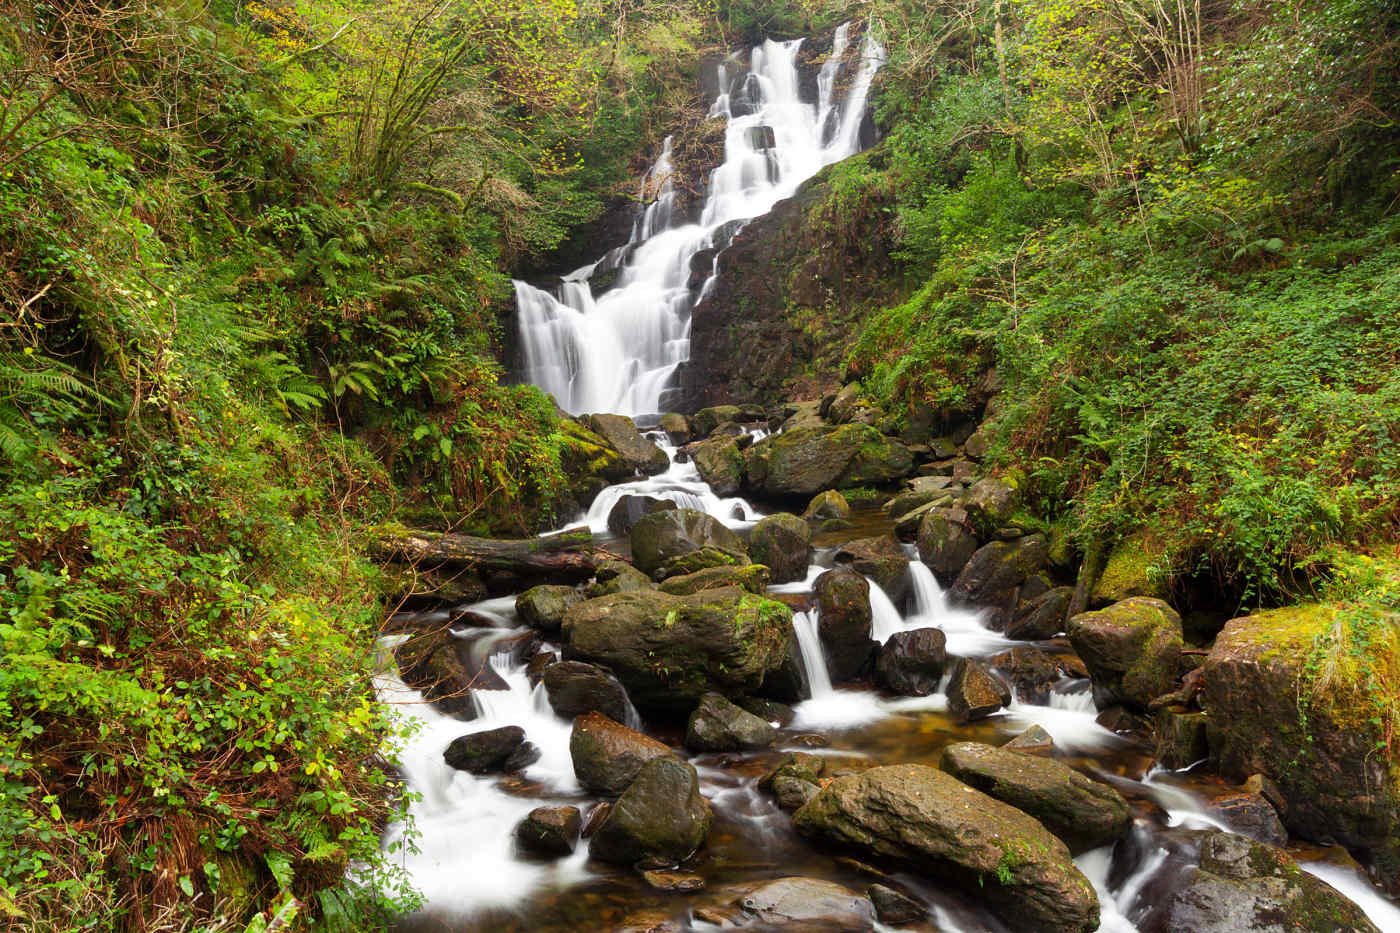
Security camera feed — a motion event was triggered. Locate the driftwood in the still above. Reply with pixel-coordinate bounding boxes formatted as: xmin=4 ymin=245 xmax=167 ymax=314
xmin=372 ymin=526 xmax=621 ymax=579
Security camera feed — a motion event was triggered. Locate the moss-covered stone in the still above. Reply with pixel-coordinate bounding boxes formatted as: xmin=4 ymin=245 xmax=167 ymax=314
xmin=748 ymin=512 xmax=811 ymax=584
xmin=743 ymin=424 xmax=912 ymax=498
xmin=1067 ymin=597 xmax=1183 ymax=710
xmin=630 ymin=508 xmax=749 ymax=578
xmin=1090 ymin=532 xmax=1169 ymax=606
xmin=692 ymin=405 xmax=743 ymax=438
xmin=802 ymin=489 xmax=850 ymax=522
xmin=589 ymin=757 xmax=713 ymax=866
xmin=585 ymin=413 xmax=670 ymax=475
xmin=658 ymin=563 xmax=770 ymax=595
xmin=691 ymin=435 xmax=746 ymax=496
xmin=515 ymin=584 xmax=583 ymax=633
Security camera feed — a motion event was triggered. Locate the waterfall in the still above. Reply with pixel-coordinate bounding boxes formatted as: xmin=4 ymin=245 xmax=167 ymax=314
xmin=791 ymin=609 xmax=833 ymax=698
xmin=514 ymin=27 xmax=887 ymax=416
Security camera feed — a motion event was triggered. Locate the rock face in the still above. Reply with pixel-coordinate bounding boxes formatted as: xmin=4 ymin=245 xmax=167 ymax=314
xmin=515 ymin=806 xmax=582 ymax=856
xmin=875 ymin=628 xmax=947 ymax=696
xmin=543 ymin=661 xmax=632 ymax=723
xmin=962 ymin=478 xmax=1018 ymax=537
xmin=812 ymin=569 xmax=876 ymax=683
xmin=569 ymin=711 xmax=672 ymax=795
xmin=742 ymin=424 xmax=913 ymax=498
xmin=747 ymin=512 xmax=811 ymax=584
xmin=629 ymin=508 xmax=749 ymax=578
xmin=516 ymin=585 xmax=583 ymax=633
xmin=1162 ymin=831 xmax=1380 ymax=933
xmin=834 ymin=534 xmax=910 ymax=604
xmin=562 ymin=587 xmax=796 ymax=714
xmin=946 ymin=658 xmax=1012 ymax=722
xmin=685 ymin=692 xmax=778 ymax=751
xmin=589 ymin=757 xmax=714 ymax=866
xmin=1203 ymin=606 xmax=1400 ymax=888
xmin=585 ymin=413 xmax=670 ymax=475
xmin=917 ymin=508 xmax=979 ymax=584
xmin=691 ymin=435 xmax=745 ymax=496
xmin=444 ymin=726 xmax=527 ymax=773
xmin=939 ymin=742 xmax=1132 ymax=853
xmin=1067 ymin=597 xmax=1183 ymax=710
xmin=793 ymin=764 xmax=1100 ymax=932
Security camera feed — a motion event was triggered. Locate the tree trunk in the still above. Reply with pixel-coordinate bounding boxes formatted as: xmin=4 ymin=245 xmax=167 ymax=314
xmin=372 ymin=527 xmax=620 ymax=580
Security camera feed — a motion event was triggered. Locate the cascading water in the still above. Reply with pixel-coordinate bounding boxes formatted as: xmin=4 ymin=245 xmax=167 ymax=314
xmin=514 ymin=28 xmax=886 ymax=416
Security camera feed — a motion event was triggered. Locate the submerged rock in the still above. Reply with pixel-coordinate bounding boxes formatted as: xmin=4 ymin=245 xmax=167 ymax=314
xmin=747 ymin=512 xmax=811 ymax=584
xmin=725 ymin=877 xmax=876 ymax=930
xmin=946 ymin=658 xmax=1012 ymax=722
xmin=813 ymin=568 xmax=876 ymax=683
xmin=939 ymin=741 xmax=1133 ymax=853
xmin=1067 ymin=597 xmax=1183 ymax=710
xmin=867 ymin=884 xmax=924 ymax=925
xmin=515 ymin=805 xmax=582 ymax=857
xmin=515 ymin=584 xmax=583 ymax=633
xmin=874 ymin=627 xmax=947 ymax=696
xmin=685 ymin=692 xmax=778 ymax=752
xmin=586 ymin=413 xmax=670 ymax=475
xmin=793 ymin=764 xmax=1100 ymax=932
xmin=569 ymin=711 xmax=672 ymax=795
xmin=589 ymin=757 xmax=714 ymax=866
xmin=543 ymin=661 xmax=632 ymax=724
xmin=629 ymin=508 xmax=749 ymax=578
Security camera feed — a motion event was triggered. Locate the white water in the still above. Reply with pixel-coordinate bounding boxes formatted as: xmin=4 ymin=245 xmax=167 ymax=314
xmin=515 ymin=29 xmax=886 ymax=416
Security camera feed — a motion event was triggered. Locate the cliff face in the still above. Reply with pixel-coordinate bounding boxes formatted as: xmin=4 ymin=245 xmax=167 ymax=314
xmin=678 ymin=151 xmax=902 ymax=411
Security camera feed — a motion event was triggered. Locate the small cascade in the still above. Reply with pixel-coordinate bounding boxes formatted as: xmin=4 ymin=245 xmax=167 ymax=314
xmin=791 ymin=609 xmax=833 ymax=698
xmin=514 ymin=27 xmax=887 ymax=416
xmin=867 ymin=577 xmax=906 ymax=643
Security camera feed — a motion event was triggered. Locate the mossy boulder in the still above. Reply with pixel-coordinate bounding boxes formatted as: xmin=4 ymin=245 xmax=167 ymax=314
xmin=875 ymin=627 xmax=947 ymax=696
xmin=606 ymin=495 xmax=677 ymax=536
xmin=802 ymin=489 xmax=850 ymax=523
xmin=589 ymin=756 xmax=714 ymax=866
xmin=1162 ymin=831 xmax=1379 ymax=932
xmin=655 ymin=546 xmax=751 ymax=579
xmin=659 ymin=412 xmax=692 ymax=445
xmin=543 ymin=661 xmax=632 ymax=723
xmin=585 ymin=413 xmax=670 ymax=475
xmin=748 ymin=512 xmax=811 ymax=584
xmin=1202 ymin=605 xmax=1400 ymax=890
xmin=692 ymin=405 xmax=743 ymax=438
xmin=692 ymin=435 xmax=745 ymax=496
xmin=629 ymin=508 xmax=748 ymax=578
xmin=962 ymin=477 xmax=1019 ymax=538
xmin=658 ymin=563 xmax=769 ymax=595
xmin=562 ymin=587 xmax=796 ymax=715
xmin=917 ymin=508 xmax=979 ymax=585
xmin=1005 ymin=587 xmax=1072 ymax=641
xmin=949 ymin=536 xmax=1049 ymax=607
xmin=587 ymin=559 xmax=654 ymax=596
xmin=793 ymin=764 xmax=1100 ymax=932
xmin=555 ymin=418 xmax=631 ymax=504
xmin=685 ymin=692 xmax=778 ymax=751
xmin=834 ymin=534 xmax=910 ymax=604
xmin=1067 ymin=597 xmax=1183 ymax=710
xmin=1155 ymin=705 xmax=1210 ymax=770
xmin=939 ymin=742 xmax=1132 ymax=853
xmin=1090 ymin=532 xmax=1169 ymax=606
xmin=743 ymin=424 xmax=913 ymax=498
xmin=813 ymin=568 xmax=876 ymax=683
xmin=515 ymin=584 xmax=583 ymax=633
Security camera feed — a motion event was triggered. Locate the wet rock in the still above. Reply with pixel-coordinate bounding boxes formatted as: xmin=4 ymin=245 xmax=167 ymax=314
xmin=834 ymin=534 xmax=910 ymax=604
xmin=813 ymin=568 xmax=876 ymax=683
xmin=1089 ymin=531 xmax=1169 ymax=606
xmin=1163 ymin=831 xmax=1380 ymax=932
xmin=655 ymin=546 xmax=751 ymax=579
xmin=729 ymin=877 xmax=876 ymax=930
xmin=747 ymin=512 xmax=811 ymax=584
xmin=940 ymin=741 xmax=1133 ymax=853
xmin=525 ymin=648 xmax=557 ymax=684
xmin=443 ymin=726 xmax=526 ymax=773
xmin=515 ymin=584 xmax=583 ymax=633
xmin=394 ymin=626 xmax=491 ymax=718
xmin=868 ymin=884 xmax=925 ymax=925
xmin=1005 ymin=586 xmax=1072 ymax=640
xmin=607 ymin=495 xmax=677 ymax=536
xmin=760 ymin=752 xmax=826 ymax=791
xmin=742 ymin=424 xmax=912 ymax=497
xmin=883 ymin=487 xmax=943 ymax=520
xmin=630 ymin=508 xmax=748 ymax=578
xmin=736 ymin=696 xmax=795 ymax=726
xmin=990 ymin=644 xmax=1060 ymax=704
xmin=659 ymin=412 xmax=691 ymax=445
xmin=950 ymin=536 xmax=1049 ymax=607
xmin=563 ymin=587 xmax=796 ymax=715
xmin=586 ymin=413 xmax=670 ymax=475
xmin=1154 ymin=705 xmax=1210 ymax=769
xmin=514 ymin=805 xmax=581 ymax=856
xmin=589 ymin=757 xmax=714 ymax=866
xmin=1203 ymin=605 xmax=1400 ymax=886
xmin=692 ymin=405 xmax=742 ymax=438
xmin=657 ymin=563 xmax=769 ymax=596
xmin=776 ymin=400 xmax=825 ymax=433
xmin=946 ymin=658 xmax=1012 ymax=723
xmin=685 ymin=692 xmax=778 ymax=752
xmin=1067 ymin=597 xmax=1183 ymax=710
xmin=615 ymin=910 xmax=680 ymax=933
xmin=642 ymin=869 xmax=705 ymax=891
xmin=802 ymin=488 xmax=850 ymax=523
xmin=691 ymin=435 xmax=745 ymax=496
xmin=543 ymin=661 xmax=633 ymax=723
xmin=581 ymin=800 xmax=611 ymax=837
xmin=916 ymin=508 xmax=979 ymax=585
xmin=1209 ymin=792 xmax=1288 ymax=846
xmin=875 ymin=627 xmax=947 ymax=696
xmin=962 ymin=477 xmax=1018 ymax=537
xmin=587 ymin=559 xmax=654 ymax=597
xmin=569 ymin=711 xmax=672 ymax=795
xmin=793 ymin=764 xmax=1101 ymax=932
xmin=891 ymin=499 xmax=946 ymax=541
xmin=1004 ymin=724 xmax=1055 ymax=756
xmin=1096 ymin=705 xmax=1151 ymax=735
xmin=503 ymin=740 xmax=541 ymax=772
xmin=772 ymin=775 xmax=821 ymax=810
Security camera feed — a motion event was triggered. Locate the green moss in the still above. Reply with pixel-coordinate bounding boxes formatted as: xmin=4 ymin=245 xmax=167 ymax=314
xmin=1091 ymin=532 xmax=1170 ymax=603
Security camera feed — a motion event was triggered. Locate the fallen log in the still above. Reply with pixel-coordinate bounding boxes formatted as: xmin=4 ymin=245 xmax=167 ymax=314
xmin=371 ymin=526 xmax=622 ymax=580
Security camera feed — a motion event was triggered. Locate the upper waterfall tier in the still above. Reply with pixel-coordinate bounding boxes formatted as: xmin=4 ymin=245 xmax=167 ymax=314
xmin=514 ymin=26 xmax=886 ymax=417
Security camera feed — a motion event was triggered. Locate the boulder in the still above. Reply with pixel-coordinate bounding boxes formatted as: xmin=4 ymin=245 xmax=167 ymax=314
xmin=569 ymin=711 xmax=673 ymax=795
xmin=940 ymin=742 xmax=1133 ymax=853
xmin=655 ymin=546 xmax=751 ymax=579
xmin=893 ymin=498 xmax=952 ymax=541
xmin=1006 ymin=587 xmax=1072 ymax=640
xmin=395 ymin=626 xmax=504 ymax=718
xmin=916 ymin=508 xmax=979 ymax=584
xmin=587 ymin=559 xmax=654 ymax=596
xmin=950 ymin=536 xmax=1049 ymax=607
xmin=1202 ymin=605 xmax=1400 ymax=887
xmin=884 ymin=487 xmax=944 ymax=520
xmin=606 ymin=495 xmax=677 ymax=536
xmin=629 ymin=508 xmax=748 ymax=579
xmin=946 ymin=658 xmax=1012 ymax=722
xmin=1090 ymin=531 xmax=1169 ymax=606
xmin=1004 ymin=724 xmax=1055 ymax=757
xmin=692 ymin=405 xmax=743 ymax=438
xmin=874 ymin=628 xmax=947 ymax=696
xmin=868 ymin=884 xmax=924 ymax=925
xmin=515 ymin=806 xmax=582 ymax=856
xmin=515 ymin=585 xmax=583 ymax=633
xmin=724 ymin=877 xmax=876 ymax=930
xmin=793 ymin=764 xmax=1100 ymax=932
xmin=802 ymin=489 xmax=850 ymax=523
xmin=962 ymin=478 xmax=1018 ymax=538
xmin=748 ymin=513 xmax=811 ymax=584
xmin=1162 ymin=831 xmax=1380 ymax=932
xmin=657 ymin=563 xmax=769 ymax=595
xmin=589 ymin=757 xmax=714 ymax=866
xmin=760 ymin=752 xmax=826 ymax=791
xmin=834 ymin=534 xmax=910 ymax=604
xmin=562 ymin=587 xmax=796 ymax=715
xmin=1067 ymin=597 xmax=1183 ymax=710
xmin=685 ymin=692 xmax=778 ymax=752
xmin=990 ymin=645 xmax=1061 ymax=705
xmin=543 ymin=661 xmax=633 ymax=724
xmin=443 ymin=726 xmax=527 ymax=774
xmin=585 ymin=413 xmax=670 ymax=475
xmin=737 ymin=696 xmax=795 ymax=726
xmin=692 ymin=435 xmax=745 ymax=496
xmin=772 ymin=776 xmax=820 ymax=810
xmin=659 ymin=412 xmax=691 ymax=445
xmin=813 ymin=569 xmax=876 ymax=683
xmin=743 ymin=424 xmax=913 ymax=497
xmin=1154 ymin=705 xmax=1209 ymax=770
xmin=963 ymin=426 xmax=991 ymax=460
xmin=555 ymin=418 xmax=631 ymax=505
xmin=1209 ymin=792 xmax=1288 ymax=847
